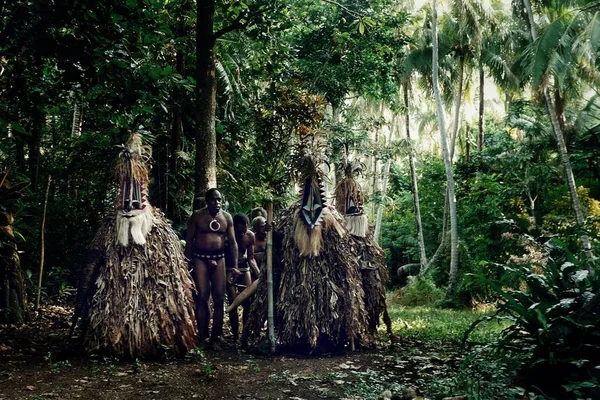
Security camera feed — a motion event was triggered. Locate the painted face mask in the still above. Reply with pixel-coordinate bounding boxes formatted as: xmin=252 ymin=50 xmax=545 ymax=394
xmin=115 ymin=134 xmax=153 ymax=246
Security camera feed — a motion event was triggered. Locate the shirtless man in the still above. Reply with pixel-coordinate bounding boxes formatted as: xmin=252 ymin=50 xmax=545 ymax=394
xmin=185 ymin=188 xmax=237 ymax=349
xmin=228 ymin=214 xmax=259 ymax=343
xmin=250 ymin=216 xmax=268 ymax=277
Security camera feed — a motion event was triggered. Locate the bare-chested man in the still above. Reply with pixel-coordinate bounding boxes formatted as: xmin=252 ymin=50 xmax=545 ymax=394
xmin=227 ymin=214 xmax=259 ymax=343
xmin=185 ymin=188 xmax=237 ymax=350
xmin=250 ymin=216 xmax=268 ymax=277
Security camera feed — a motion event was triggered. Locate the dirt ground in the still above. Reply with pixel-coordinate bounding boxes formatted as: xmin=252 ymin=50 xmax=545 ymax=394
xmin=0 ymin=306 xmax=464 ymax=400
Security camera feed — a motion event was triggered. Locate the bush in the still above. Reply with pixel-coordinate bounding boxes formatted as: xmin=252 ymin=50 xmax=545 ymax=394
xmin=393 ymin=276 xmax=445 ymax=307
xmin=466 ymin=239 xmax=600 ymax=399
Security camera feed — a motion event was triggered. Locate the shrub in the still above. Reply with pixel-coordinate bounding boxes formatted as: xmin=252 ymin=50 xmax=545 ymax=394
xmin=465 ymin=239 xmax=600 ymax=399
xmin=393 ymin=276 xmax=445 ymax=307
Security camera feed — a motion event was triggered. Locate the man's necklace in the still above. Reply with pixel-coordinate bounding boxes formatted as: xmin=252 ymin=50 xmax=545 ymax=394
xmin=209 ymin=212 xmax=221 ymax=232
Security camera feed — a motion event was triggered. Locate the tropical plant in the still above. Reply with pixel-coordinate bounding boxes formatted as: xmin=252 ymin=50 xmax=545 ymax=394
xmin=465 ymin=238 xmax=600 ymax=399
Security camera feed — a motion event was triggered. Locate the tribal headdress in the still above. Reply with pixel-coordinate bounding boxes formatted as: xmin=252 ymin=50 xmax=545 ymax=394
xmin=114 ymin=134 xmax=154 ymax=247
xmin=334 ymin=160 xmax=368 ymax=237
xmin=292 ymin=137 xmax=343 ymax=257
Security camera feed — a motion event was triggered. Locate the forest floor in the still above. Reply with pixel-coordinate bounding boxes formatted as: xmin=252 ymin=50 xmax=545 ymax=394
xmin=0 ymin=303 xmax=499 ymax=400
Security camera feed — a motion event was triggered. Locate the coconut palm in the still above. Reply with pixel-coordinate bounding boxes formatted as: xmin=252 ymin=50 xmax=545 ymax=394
xmin=432 ymin=0 xmax=460 ymax=301
xmin=518 ymin=0 xmax=596 ymax=257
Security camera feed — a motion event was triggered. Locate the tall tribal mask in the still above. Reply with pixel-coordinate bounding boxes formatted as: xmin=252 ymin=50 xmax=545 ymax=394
xmin=334 ymin=160 xmax=368 ymax=237
xmin=115 ymin=134 xmax=154 ymax=247
xmin=293 ymin=149 xmax=344 ymax=257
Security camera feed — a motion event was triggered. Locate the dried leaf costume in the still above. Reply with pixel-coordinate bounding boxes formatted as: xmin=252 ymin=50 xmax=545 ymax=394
xmin=244 ymin=147 xmax=371 ymax=352
xmin=73 ymin=134 xmax=196 ymax=358
xmin=334 ymin=160 xmax=392 ymax=336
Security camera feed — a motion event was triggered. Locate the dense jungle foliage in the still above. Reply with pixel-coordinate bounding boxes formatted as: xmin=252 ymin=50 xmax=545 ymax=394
xmin=1 ymin=0 xmax=600 ymax=398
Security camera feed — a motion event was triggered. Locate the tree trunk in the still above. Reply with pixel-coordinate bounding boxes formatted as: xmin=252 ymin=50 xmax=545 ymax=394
xmin=465 ymin=125 xmax=470 ymax=162
xmin=433 ymin=0 xmax=459 ymax=301
xmin=0 ymin=211 xmax=26 ymax=324
xmin=195 ymin=0 xmax=218 ymax=200
xmin=331 ymin=103 xmax=342 ymax=188
xmin=371 ymin=112 xmax=380 ymax=221
xmin=168 ymin=49 xmax=185 ymax=221
xmin=404 ymin=84 xmax=428 ymax=270
xmin=450 ymin=54 xmax=465 ymax=161
xmin=478 ymin=63 xmax=484 ymax=151
xmin=554 ymin=88 xmax=566 ymax=137
xmin=522 ymin=0 xmax=593 ymax=258
xmin=27 ymin=116 xmax=43 ymax=191
xmin=71 ymin=103 xmax=82 ymax=137
xmin=374 ymin=119 xmax=394 ymax=243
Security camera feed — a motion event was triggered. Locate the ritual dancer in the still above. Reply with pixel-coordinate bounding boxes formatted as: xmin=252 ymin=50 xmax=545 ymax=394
xmin=334 ymin=160 xmax=392 ymax=337
xmin=244 ymin=137 xmax=372 ymax=353
xmin=185 ymin=188 xmax=238 ymax=350
xmin=227 ymin=214 xmax=259 ymax=343
xmin=72 ymin=133 xmax=196 ymax=359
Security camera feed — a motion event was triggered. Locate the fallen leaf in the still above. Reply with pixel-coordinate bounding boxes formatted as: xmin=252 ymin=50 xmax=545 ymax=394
xmin=25 ymin=386 xmax=35 ymax=391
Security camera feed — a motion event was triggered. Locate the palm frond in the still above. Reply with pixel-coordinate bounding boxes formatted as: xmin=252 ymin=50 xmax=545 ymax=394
xmin=531 ymin=18 xmax=565 ymax=88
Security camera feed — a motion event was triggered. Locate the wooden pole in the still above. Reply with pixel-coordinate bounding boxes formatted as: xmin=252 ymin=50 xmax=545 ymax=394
xmin=36 ymin=175 xmax=51 ymax=309
xmin=266 ymin=201 xmax=275 ymax=353
xmin=225 ymin=279 xmax=260 ymax=312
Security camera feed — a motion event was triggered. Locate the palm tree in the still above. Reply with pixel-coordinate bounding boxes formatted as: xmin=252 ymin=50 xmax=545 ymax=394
xmin=520 ymin=0 xmax=594 ymax=258
xmin=403 ymin=82 xmax=428 ymax=270
xmin=432 ymin=0 xmax=459 ymax=301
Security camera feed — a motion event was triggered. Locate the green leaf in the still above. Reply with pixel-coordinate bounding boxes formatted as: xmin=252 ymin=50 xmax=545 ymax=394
xmin=475 ymin=274 xmax=537 ymax=327
xmin=11 ymin=122 xmax=29 ymax=136
xmin=358 ymin=21 xmax=365 ymax=35
xmin=532 ymin=19 xmax=564 ymax=89
xmin=535 ymin=309 xmax=547 ymax=331
xmin=590 ymin=11 xmax=600 ymax=52
xmin=111 ymin=59 xmax=128 ymax=69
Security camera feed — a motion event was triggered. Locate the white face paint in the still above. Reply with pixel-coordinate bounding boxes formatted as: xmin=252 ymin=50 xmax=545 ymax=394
xmin=116 ymin=209 xmax=153 ymax=247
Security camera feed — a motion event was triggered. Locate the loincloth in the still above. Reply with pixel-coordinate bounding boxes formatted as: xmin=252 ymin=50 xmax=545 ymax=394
xmin=193 ymin=249 xmax=225 ymax=268
xmin=236 ymin=261 xmax=250 ymax=273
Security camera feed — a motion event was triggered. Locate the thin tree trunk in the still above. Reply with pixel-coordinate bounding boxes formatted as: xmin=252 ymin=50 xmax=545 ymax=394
xmin=27 ymin=117 xmax=43 ymax=191
xmin=554 ymin=88 xmax=566 ymax=136
xmin=450 ymin=55 xmax=465 ymax=162
xmin=169 ymin=49 xmax=184 ymax=220
xmin=522 ymin=0 xmax=593 ymax=258
xmin=374 ymin=120 xmax=395 ymax=243
xmin=71 ymin=103 xmax=82 ymax=137
xmin=331 ymin=103 xmax=342 ymax=188
xmin=465 ymin=125 xmax=470 ymax=162
xmin=36 ymin=175 xmax=51 ymax=309
xmin=195 ymin=0 xmax=218 ymax=199
xmin=404 ymin=84 xmax=428 ymax=270
xmin=433 ymin=0 xmax=460 ymax=301
xmin=478 ymin=63 xmax=485 ymax=151
xmin=266 ymin=202 xmax=275 ymax=353
xmin=371 ymin=112 xmax=380 ymax=222
xmin=420 ymin=191 xmax=449 ymax=276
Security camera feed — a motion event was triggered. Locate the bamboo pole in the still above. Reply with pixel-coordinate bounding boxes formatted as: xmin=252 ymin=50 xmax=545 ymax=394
xmin=36 ymin=175 xmax=51 ymax=309
xmin=266 ymin=201 xmax=275 ymax=353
